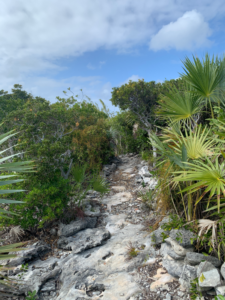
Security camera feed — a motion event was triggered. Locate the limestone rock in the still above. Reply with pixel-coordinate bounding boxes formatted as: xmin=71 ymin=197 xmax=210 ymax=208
xmin=179 ymin=264 xmax=197 ymax=290
xmin=216 ymin=285 xmax=225 ymax=296
xmin=8 ymin=241 xmax=51 ymax=267
xmin=160 ymin=243 xmax=172 ymax=258
xmin=150 ymin=228 xmax=170 ymax=245
xmin=150 ymin=268 xmax=176 ymax=291
xmin=58 ymin=217 xmax=97 ymax=237
xmin=169 ymin=228 xmax=196 ymax=248
xmin=84 ymin=207 xmax=101 ymax=217
xmin=198 ymin=268 xmax=221 ymax=288
xmin=165 ymin=237 xmax=188 ymax=257
xmin=162 ymin=257 xmax=184 ymax=278
xmin=57 ymin=228 xmax=110 ymax=253
xmin=102 ymin=163 xmax=117 ymax=176
xmin=197 ymin=261 xmax=221 ymax=290
xmin=160 ymin=242 xmax=194 ymax=264
xmin=186 ymin=252 xmax=221 ymax=267
xmin=111 ymin=186 xmax=126 ymax=192
xmin=138 ymin=166 xmax=151 ymax=177
xmin=197 ymin=261 xmax=216 ymax=277
xmin=220 ymin=262 xmax=225 ymax=279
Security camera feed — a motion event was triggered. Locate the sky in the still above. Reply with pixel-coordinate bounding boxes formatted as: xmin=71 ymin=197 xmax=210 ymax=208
xmin=1 ymin=0 xmax=225 ymax=112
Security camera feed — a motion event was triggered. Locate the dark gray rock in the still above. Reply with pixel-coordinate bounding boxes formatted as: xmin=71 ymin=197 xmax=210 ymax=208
xmin=167 ymin=249 xmax=186 ymax=260
xmin=162 ymin=258 xmax=184 ymax=278
xmin=150 ymin=228 xmax=170 ymax=245
xmin=58 ymin=217 xmax=97 ymax=237
xmin=160 ymin=243 xmax=172 ymax=258
xmin=50 ymin=228 xmax=57 ymax=236
xmin=186 ymin=252 xmax=221 ymax=267
xmin=84 ymin=207 xmax=101 ymax=217
xmin=102 ymin=163 xmax=117 ymax=176
xmin=108 ymin=156 xmax=122 ymax=165
xmin=135 ymin=175 xmax=142 ymax=184
xmin=8 ymin=241 xmax=51 ymax=267
xmin=169 ymin=229 xmax=196 ymax=248
xmin=57 ymin=228 xmax=110 ymax=253
xmin=179 ymin=264 xmax=197 ymax=290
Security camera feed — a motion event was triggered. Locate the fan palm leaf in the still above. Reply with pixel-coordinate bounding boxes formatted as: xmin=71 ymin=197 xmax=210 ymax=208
xmin=157 ymin=86 xmax=202 ymax=125
xmin=173 ymin=158 xmax=225 ymax=212
xmin=181 ymin=53 xmax=225 ymax=117
xmin=168 ymin=125 xmax=216 ymax=160
xmin=0 ymin=129 xmax=34 ymax=217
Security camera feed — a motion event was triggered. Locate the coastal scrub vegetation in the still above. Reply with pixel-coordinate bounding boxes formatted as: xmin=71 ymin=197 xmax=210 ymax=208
xmin=1 ymin=52 xmax=225 ymax=273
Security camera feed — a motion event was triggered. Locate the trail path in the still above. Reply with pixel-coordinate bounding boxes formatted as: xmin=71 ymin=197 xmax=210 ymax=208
xmin=2 ymin=153 xmax=189 ymax=300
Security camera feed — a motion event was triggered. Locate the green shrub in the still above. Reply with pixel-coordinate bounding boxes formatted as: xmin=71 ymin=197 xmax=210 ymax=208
xmin=0 ymin=174 xmax=71 ymax=230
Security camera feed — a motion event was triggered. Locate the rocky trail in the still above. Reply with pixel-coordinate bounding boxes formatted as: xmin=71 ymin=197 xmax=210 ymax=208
xmin=0 ymin=154 xmax=217 ymax=300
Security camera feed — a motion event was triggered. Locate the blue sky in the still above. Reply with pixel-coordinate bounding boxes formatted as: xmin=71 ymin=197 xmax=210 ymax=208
xmin=1 ymin=1 xmax=225 ymax=112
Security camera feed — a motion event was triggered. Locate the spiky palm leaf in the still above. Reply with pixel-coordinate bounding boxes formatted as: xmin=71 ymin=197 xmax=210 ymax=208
xmin=162 ymin=125 xmax=217 ymax=160
xmin=0 ymin=130 xmax=34 ymax=217
xmin=0 ymin=242 xmax=27 ymax=260
xmin=173 ymin=157 xmax=225 ymax=212
xmin=157 ymin=86 xmax=202 ymax=125
xmin=181 ymin=53 xmax=225 ymax=117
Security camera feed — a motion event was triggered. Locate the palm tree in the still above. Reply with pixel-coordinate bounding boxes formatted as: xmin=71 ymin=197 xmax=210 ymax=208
xmin=157 ymin=85 xmax=202 ymax=129
xmin=0 ymin=129 xmax=34 ymax=282
xmin=181 ymin=53 xmax=225 ymax=118
xmin=150 ymin=125 xmax=219 ymax=220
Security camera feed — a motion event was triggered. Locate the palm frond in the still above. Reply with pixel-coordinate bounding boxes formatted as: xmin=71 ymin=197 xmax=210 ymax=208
xmin=173 ymin=158 xmax=225 ymax=212
xmin=157 ymin=86 xmax=202 ymax=124
xmin=180 ymin=53 xmax=225 ymax=116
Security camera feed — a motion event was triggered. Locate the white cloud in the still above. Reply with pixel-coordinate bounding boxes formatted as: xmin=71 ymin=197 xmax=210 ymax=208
xmin=87 ymin=61 xmax=106 ymax=70
xmin=121 ymin=75 xmax=142 ymax=85
xmin=0 ymin=1 xmax=222 ymax=80
xmin=149 ymin=10 xmax=212 ymax=51
xmin=0 ymin=1 xmax=223 ymax=112
xmin=87 ymin=63 xmax=96 ymax=70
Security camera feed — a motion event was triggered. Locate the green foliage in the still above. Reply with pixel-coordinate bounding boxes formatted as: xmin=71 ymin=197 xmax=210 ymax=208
xmin=181 ymin=53 xmax=225 ymax=118
xmin=141 ymin=151 xmax=152 ymax=161
xmin=161 ymin=232 xmax=169 ymax=242
xmin=73 ymin=118 xmax=113 ymax=169
xmin=216 ymin=296 xmax=225 ymax=300
xmin=0 ymin=129 xmax=34 ymax=217
xmin=157 ymin=85 xmax=202 ymax=126
xmin=0 ymin=85 xmax=111 ymax=231
xmin=190 ymin=278 xmax=202 ymax=300
xmin=25 ymin=290 xmax=37 ymax=300
xmin=107 ymin=111 xmax=149 ymax=155
xmin=70 ymin=164 xmax=109 ymax=209
xmin=126 ymin=241 xmax=139 ymax=260
xmin=0 ymin=174 xmax=71 ymax=229
xmin=138 ymin=189 xmax=155 ymax=209
xmin=160 ymin=214 xmax=192 ymax=231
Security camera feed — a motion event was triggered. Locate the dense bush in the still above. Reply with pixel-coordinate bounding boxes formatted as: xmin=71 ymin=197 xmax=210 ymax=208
xmin=107 ymin=111 xmax=149 ymax=155
xmin=0 ymin=86 xmax=111 ymax=231
xmin=0 ymin=174 xmax=71 ymax=230
xmin=73 ymin=118 xmax=113 ymax=169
